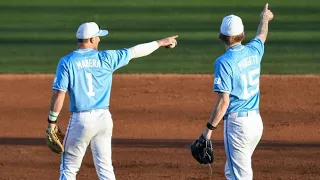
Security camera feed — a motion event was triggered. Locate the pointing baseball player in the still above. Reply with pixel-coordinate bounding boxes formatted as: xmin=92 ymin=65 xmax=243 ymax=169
xmin=45 ymin=22 xmax=178 ymax=180
xmin=191 ymin=3 xmax=274 ymax=180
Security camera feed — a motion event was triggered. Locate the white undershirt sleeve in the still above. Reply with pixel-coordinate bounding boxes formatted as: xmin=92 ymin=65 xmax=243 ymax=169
xmin=129 ymin=41 xmax=160 ymax=59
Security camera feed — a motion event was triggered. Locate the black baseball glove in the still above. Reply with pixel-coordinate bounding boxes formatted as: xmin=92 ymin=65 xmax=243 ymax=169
xmin=190 ymin=134 xmax=214 ymax=164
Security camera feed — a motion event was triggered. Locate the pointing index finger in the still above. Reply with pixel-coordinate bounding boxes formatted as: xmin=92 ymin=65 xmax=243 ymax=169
xmin=170 ymin=35 xmax=179 ymax=39
xmin=264 ymin=3 xmax=269 ymax=10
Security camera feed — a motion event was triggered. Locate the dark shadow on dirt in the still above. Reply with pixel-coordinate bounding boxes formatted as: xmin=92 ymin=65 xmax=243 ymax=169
xmin=0 ymin=137 xmax=319 ymax=149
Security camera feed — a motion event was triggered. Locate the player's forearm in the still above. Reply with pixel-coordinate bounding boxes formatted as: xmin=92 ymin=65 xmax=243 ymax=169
xmin=209 ymin=99 xmax=229 ymax=126
xmin=48 ymin=90 xmax=66 ymax=123
xmin=203 ymin=95 xmax=229 ymax=139
xmin=256 ymin=15 xmax=272 ymax=43
xmin=129 ymin=41 xmax=160 ymax=59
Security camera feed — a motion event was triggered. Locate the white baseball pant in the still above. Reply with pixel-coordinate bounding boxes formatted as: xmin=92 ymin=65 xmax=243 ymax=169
xmin=59 ymin=109 xmax=115 ymax=180
xmin=224 ymin=110 xmax=263 ymax=180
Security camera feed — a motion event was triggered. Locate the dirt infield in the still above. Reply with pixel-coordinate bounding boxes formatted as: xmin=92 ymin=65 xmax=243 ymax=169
xmin=0 ymin=74 xmax=319 ymax=180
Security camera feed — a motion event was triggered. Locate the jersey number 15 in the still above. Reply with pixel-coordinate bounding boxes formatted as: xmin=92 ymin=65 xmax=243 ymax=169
xmin=241 ymin=68 xmax=260 ymax=99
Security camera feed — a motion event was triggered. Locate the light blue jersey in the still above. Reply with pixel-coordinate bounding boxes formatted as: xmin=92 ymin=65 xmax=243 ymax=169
xmin=213 ymin=37 xmax=264 ymax=114
xmin=52 ymin=48 xmax=132 ymax=112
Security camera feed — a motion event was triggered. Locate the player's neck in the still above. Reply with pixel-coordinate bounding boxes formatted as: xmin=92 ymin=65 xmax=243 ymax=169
xmin=227 ymin=42 xmax=242 ymax=49
xmin=77 ymin=43 xmax=95 ymax=50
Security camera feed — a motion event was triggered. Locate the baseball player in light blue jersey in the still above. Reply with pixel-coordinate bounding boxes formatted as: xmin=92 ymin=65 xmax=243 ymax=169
xmin=45 ymin=22 xmax=178 ymax=180
xmin=193 ymin=4 xmax=274 ymax=180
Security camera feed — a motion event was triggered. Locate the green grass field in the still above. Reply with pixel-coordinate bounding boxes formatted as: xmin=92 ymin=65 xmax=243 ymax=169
xmin=0 ymin=0 xmax=319 ymax=74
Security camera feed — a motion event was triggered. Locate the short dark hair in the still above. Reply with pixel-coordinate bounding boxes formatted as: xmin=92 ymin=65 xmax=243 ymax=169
xmin=77 ymin=39 xmax=89 ymax=43
xmin=219 ymin=33 xmax=245 ymax=46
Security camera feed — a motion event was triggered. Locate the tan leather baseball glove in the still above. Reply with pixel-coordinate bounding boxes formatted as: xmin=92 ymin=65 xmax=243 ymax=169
xmin=46 ymin=125 xmax=65 ymax=154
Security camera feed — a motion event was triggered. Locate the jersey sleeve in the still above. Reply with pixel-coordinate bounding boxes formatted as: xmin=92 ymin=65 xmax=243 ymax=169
xmin=213 ymin=58 xmax=232 ymax=93
xmin=246 ymin=37 xmax=264 ymax=58
xmin=52 ymin=59 xmax=69 ymax=92
xmin=103 ymin=49 xmax=133 ymax=72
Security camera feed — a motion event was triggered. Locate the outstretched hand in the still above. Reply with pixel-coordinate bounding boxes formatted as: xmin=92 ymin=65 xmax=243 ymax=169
xmin=261 ymin=3 xmax=274 ymax=21
xmin=157 ymin=35 xmax=178 ymax=48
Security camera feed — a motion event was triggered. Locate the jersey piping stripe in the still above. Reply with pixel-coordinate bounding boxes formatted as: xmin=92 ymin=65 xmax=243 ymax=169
xmin=59 ymin=173 xmax=66 ymax=180
xmin=225 ymin=122 xmax=238 ymax=180
xmin=213 ymin=89 xmax=231 ymax=93
xmin=52 ymin=87 xmax=67 ymax=92
xmin=61 ymin=114 xmax=73 ymax=173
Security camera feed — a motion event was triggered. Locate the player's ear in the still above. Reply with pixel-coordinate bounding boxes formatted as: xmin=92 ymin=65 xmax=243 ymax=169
xmin=89 ymin=38 xmax=95 ymax=43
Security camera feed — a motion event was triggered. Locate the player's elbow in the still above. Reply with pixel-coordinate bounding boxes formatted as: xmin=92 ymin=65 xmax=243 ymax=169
xmin=219 ymin=93 xmax=230 ymax=106
xmin=221 ymin=100 xmax=229 ymax=109
xmin=256 ymin=34 xmax=267 ymax=43
xmin=217 ymin=92 xmax=230 ymax=110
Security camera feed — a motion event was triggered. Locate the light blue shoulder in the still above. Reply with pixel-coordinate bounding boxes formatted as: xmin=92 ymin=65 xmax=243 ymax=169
xmin=215 ymin=53 xmax=232 ymax=66
xmin=98 ymin=50 xmax=108 ymax=58
xmin=57 ymin=52 xmax=75 ymax=69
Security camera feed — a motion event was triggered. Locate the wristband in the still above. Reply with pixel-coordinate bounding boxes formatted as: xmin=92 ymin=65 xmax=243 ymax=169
xmin=206 ymin=122 xmax=217 ymax=130
xmin=48 ymin=111 xmax=59 ymax=123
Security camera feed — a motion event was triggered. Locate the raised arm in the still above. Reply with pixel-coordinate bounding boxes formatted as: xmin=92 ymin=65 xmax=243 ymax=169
xmin=256 ymin=3 xmax=274 ymax=43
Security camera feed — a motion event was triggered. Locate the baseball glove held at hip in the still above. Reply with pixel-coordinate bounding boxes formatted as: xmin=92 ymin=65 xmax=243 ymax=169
xmin=190 ymin=134 xmax=214 ymax=164
xmin=46 ymin=125 xmax=65 ymax=154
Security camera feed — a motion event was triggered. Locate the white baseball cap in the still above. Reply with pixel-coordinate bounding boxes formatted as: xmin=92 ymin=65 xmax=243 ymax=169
xmin=76 ymin=22 xmax=108 ymax=39
xmin=220 ymin=15 xmax=244 ymax=36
